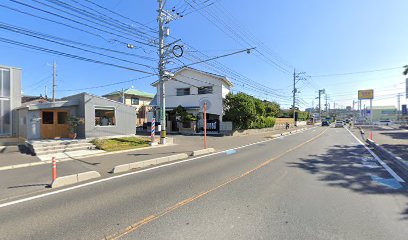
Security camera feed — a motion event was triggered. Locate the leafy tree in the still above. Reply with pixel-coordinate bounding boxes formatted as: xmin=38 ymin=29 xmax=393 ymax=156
xmin=171 ymin=105 xmax=197 ymax=123
xmin=264 ymin=101 xmax=281 ymax=117
xmin=404 ymin=65 xmax=408 ymax=75
xmin=223 ymin=93 xmax=257 ymax=129
xmin=254 ymin=98 xmax=266 ymax=116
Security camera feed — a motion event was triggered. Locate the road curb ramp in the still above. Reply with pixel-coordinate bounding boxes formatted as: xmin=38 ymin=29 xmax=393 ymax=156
xmin=366 ymin=139 xmax=408 ymax=179
xmin=51 ymin=171 xmax=101 ymax=188
xmin=111 ymin=153 xmax=189 ymax=174
xmin=191 ymin=148 xmax=215 ymax=156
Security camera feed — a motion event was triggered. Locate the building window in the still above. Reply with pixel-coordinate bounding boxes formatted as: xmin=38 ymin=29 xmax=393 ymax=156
xmin=0 ymin=69 xmax=10 ymax=98
xmin=57 ymin=112 xmax=68 ymax=124
xmin=198 ymin=86 xmax=213 ymax=94
xmin=131 ymin=97 xmax=139 ymax=105
xmin=95 ymin=107 xmax=115 ymax=126
xmin=42 ymin=112 xmax=54 ymax=124
xmin=176 ymin=88 xmax=190 ymax=96
xmin=0 ymin=69 xmax=11 ymax=135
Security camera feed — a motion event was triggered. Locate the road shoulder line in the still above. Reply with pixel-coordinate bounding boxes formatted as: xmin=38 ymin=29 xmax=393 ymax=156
xmin=345 ymin=127 xmax=405 ymax=183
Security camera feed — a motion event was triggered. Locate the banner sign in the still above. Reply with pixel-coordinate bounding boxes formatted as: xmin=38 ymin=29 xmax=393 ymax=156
xmin=358 ymin=89 xmax=374 ymax=100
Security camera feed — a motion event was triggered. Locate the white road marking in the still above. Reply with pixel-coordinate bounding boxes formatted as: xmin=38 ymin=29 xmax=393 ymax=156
xmin=0 ymin=127 xmax=318 ymax=209
xmin=346 ymin=127 xmax=405 ymax=183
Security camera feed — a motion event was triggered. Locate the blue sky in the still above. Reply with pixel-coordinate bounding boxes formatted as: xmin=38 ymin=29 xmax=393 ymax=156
xmin=0 ymin=0 xmax=407 ymax=109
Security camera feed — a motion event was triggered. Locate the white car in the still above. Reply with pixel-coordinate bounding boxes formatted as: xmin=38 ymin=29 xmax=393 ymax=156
xmin=335 ymin=120 xmax=344 ymax=128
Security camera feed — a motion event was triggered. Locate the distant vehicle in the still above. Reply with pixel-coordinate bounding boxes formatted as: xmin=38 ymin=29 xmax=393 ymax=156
xmin=378 ymin=120 xmax=392 ymax=126
xmin=345 ymin=119 xmax=350 ymax=123
xmin=335 ymin=120 xmax=344 ymax=128
xmin=321 ymin=121 xmax=329 ymax=126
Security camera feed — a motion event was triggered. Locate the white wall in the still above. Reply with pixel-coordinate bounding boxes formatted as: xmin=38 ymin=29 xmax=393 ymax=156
xmin=156 ymin=68 xmax=231 ymax=118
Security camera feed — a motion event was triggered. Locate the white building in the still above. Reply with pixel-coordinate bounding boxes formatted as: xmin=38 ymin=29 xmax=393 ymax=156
xmin=150 ymin=67 xmax=233 ymax=132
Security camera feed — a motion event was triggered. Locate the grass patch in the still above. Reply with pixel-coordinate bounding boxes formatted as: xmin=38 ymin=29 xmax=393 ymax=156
xmin=91 ymin=137 xmax=150 ymax=152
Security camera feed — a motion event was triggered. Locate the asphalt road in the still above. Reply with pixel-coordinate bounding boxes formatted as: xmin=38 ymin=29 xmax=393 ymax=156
xmin=0 ymin=127 xmax=407 ymax=240
xmin=0 ymin=127 xmax=303 ymax=201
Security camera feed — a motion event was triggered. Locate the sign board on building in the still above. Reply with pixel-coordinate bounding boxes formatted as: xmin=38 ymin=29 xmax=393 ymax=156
xmin=366 ymin=109 xmax=371 ymax=117
xmin=358 ymin=89 xmax=374 ymax=99
xmin=402 ymin=104 xmax=407 ymax=115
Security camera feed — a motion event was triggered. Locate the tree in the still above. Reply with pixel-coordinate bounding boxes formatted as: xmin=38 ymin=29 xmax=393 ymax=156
xmin=264 ymin=101 xmax=281 ymax=117
xmin=223 ymin=93 xmax=257 ymax=129
xmin=403 ymin=65 xmax=408 ymax=75
xmin=254 ymin=98 xmax=266 ymax=116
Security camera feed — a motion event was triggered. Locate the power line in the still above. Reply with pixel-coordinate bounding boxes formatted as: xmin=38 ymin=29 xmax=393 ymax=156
xmin=0 ymin=22 xmax=156 ymax=69
xmin=169 ymin=47 xmax=256 ymax=70
xmin=37 ymin=0 xmax=154 ymax=42
xmin=63 ymin=0 xmax=156 ymax=38
xmin=7 ymin=0 xmax=156 ymax=47
xmin=82 ymin=0 xmax=157 ymax=33
xmin=184 ymin=0 xmax=292 ymax=74
xmin=0 ymin=2 xmax=125 ymax=45
xmin=0 ymin=36 xmax=157 ymax=75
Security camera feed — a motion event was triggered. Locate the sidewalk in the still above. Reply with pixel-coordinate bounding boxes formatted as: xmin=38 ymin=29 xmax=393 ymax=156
xmin=0 ymin=145 xmax=41 ymax=167
xmin=358 ymin=126 xmax=408 ymax=160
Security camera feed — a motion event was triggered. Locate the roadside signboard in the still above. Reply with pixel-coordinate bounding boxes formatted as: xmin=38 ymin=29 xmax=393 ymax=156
xmin=358 ymin=89 xmax=374 ymax=99
xmin=402 ymin=104 xmax=408 ymax=115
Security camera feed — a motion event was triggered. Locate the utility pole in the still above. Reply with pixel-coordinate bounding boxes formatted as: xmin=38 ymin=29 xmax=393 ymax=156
xmin=318 ymin=89 xmax=325 ymax=118
xmin=292 ymin=70 xmax=307 ymax=126
xmin=158 ymin=0 xmax=167 ymax=144
xmin=122 ymin=88 xmax=125 ymax=104
xmin=397 ymin=93 xmax=401 ymax=120
xmin=325 ymin=94 xmax=328 ymax=113
xmin=52 ymin=61 xmax=56 ymax=102
xmin=292 ymin=69 xmax=296 ymax=125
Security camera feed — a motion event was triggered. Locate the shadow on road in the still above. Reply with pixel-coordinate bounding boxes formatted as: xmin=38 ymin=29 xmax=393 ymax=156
xmin=8 ymin=183 xmax=49 ymax=189
xmin=380 ymin=144 xmax=408 ymax=160
xmin=288 ymin=144 xmax=408 ymax=220
xmin=380 ymin=132 xmax=408 ymax=140
xmin=127 ymin=151 xmax=189 ymax=157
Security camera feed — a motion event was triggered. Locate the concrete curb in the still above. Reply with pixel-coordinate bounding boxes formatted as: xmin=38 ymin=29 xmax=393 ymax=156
xmin=191 ymin=148 xmax=215 ymax=156
xmin=366 ymin=139 xmax=408 ymax=179
xmin=51 ymin=171 xmax=101 ymax=188
xmin=111 ymin=153 xmax=189 ymax=174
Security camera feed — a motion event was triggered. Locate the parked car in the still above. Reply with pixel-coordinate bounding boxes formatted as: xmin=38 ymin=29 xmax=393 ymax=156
xmin=321 ymin=121 xmax=329 ymax=126
xmin=335 ymin=120 xmax=344 ymax=128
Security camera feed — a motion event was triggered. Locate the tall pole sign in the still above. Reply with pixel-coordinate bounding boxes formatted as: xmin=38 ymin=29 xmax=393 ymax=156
xmin=358 ymin=89 xmax=374 ymax=124
xmin=406 ymin=78 xmax=408 ymax=99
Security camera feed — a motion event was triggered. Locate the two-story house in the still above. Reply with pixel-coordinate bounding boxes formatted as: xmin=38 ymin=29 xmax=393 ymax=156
xmin=0 ymin=65 xmax=21 ymax=137
xmin=103 ymin=88 xmax=154 ymax=126
xmin=150 ymin=67 xmax=233 ymax=133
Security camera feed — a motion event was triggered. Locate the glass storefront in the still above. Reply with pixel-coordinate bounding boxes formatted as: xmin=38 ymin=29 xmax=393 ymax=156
xmin=0 ymin=69 xmax=11 ymax=135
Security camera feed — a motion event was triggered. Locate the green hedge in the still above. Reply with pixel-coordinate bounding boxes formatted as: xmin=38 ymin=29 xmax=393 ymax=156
xmin=250 ymin=116 xmax=276 ymax=129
